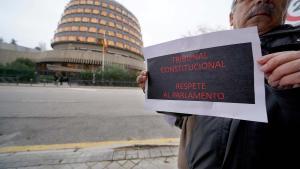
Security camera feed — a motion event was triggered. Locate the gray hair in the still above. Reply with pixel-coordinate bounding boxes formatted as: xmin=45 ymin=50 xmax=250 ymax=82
xmin=231 ymin=0 xmax=292 ymax=12
xmin=231 ymin=0 xmax=237 ymax=12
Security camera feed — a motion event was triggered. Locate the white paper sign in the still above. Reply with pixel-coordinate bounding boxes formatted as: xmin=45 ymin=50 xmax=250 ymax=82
xmin=143 ymin=27 xmax=268 ymax=122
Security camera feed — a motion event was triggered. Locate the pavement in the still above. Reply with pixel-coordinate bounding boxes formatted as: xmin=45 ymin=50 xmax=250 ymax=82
xmin=0 ymin=83 xmax=135 ymax=89
xmin=0 ymin=82 xmax=82 ymax=88
xmin=0 ymin=84 xmax=180 ymax=168
xmin=0 ymin=139 xmax=179 ymax=169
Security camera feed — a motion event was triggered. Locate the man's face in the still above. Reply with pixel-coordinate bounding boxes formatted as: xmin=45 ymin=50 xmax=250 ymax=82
xmin=230 ymin=0 xmax=289 ymax=34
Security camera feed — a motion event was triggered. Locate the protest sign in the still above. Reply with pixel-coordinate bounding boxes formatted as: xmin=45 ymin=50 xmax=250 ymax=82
xmin=143 ymin=27 xmax=267 ymax=122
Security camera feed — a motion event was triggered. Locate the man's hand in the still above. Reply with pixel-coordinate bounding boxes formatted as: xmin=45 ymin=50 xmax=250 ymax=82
xmin=136 ymin=70 xmax=148 ymax=92
xmin=257 ymin=51 xmax=300 ymax=89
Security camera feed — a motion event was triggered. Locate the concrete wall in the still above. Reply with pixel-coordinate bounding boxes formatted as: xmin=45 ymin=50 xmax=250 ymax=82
xmin=0 ymin=49 xmax=40 ymax=64
xmin=0 ymin=48 xmax=145 ymax=71
xmin=0 ymin=42 xmax=39 ymax=53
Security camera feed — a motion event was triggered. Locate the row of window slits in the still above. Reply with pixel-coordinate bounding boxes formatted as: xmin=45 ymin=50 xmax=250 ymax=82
xmin=63 ymin=7 xmax=140 ymax=35
xmin=66 ymin=0 xmax=139 ymax=29
xmin=56 ymin=25 xmax=142 ymax=47
xmin=59 ymin=15 xmax=142 ymax=42
xmin=53 ymin=35 xmax=142 ymax=55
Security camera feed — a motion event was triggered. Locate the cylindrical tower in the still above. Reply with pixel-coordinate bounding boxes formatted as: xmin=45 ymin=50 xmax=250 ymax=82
xmin=37 ymin=0 xmax=144 ymax=75
xmin=52 ymin=0 xmax=143 ymax=56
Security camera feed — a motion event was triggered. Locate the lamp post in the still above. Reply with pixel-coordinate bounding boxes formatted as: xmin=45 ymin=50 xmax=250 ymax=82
xmin=101 ymin=31 xmax=107 ymax=82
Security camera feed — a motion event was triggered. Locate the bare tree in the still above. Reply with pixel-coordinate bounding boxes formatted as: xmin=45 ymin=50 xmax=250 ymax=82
xmin=38 ymin=42 xmax=47 ymax=51
xmin=10 ymin=38 xmax=17 ymax=45
xmin=183 ymin=25 xmax=226 ymax=37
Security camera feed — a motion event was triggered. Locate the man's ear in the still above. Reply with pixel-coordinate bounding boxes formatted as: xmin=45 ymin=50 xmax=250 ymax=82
xmin=230 ymin=13 xmax=234 ymax=27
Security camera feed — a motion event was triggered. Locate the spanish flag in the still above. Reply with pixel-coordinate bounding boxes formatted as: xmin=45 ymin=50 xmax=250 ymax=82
xmin=102 ymin=31 xmax=108 ymax=52
xmin=102 ymin=38 xmax=108 ymax=52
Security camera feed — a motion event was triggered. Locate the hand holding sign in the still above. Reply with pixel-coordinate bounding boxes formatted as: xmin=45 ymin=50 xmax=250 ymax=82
xmin=143 ymin=27 xmax=268 ymax=122
xmin=257 ymin=51 xmax=300 ymax=89
xmin=136 ymin=70 xmax=148 ymax=92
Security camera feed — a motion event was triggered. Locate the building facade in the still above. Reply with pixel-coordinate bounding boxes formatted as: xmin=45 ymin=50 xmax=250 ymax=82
xmin=38 ymin=0 xmax=144 ymax=74
xmin=0 ymin=0 xmax=145 ymax=76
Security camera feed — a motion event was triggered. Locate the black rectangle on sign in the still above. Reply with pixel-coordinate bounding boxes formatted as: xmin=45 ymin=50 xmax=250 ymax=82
xmin=147 ymin=43 xmax=255 ymax=104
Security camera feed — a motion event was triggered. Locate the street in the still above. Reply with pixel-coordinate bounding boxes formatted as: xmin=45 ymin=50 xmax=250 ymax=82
xmin=0 ymin=86 xmax=180 ymax=147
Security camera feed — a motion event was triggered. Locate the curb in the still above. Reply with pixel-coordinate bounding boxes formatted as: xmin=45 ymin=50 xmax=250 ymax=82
xmin=0 ymin=140 xmax=179 ymax=169
xmin=0 ymin=138 xmax=179 ymax=154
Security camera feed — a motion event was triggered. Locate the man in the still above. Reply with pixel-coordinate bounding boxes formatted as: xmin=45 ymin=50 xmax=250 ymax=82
xmin=137 ymin=0 xmax=300 ymax=168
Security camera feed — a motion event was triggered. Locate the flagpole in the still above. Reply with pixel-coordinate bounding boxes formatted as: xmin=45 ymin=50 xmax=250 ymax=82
xmin=101 ymin=31 xmax=106 ymax=81
xmin=102 ymin=31 xmax=106 ymax=73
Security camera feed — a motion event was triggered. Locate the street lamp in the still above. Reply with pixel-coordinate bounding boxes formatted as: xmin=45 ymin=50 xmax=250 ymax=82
xmin=100 ymin=31 xmax=107 ymax=82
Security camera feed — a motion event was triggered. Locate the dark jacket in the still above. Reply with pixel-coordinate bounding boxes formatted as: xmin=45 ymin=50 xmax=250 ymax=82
xmin=185 ymin=25 xmax=300 ymax=169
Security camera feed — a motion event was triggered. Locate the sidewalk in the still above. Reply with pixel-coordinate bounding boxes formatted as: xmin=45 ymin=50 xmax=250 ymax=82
xmin=0 ymin=82 xmax=71 ymax=88
xmin=0 ymin=144 xmax=179 ymax=169
xmin=0 ymin=83 xmax=138 ymax=89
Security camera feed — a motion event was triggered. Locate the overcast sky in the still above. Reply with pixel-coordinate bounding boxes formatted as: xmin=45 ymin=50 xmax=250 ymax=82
xmin=0 ymin=0 xmax=232 ymax=50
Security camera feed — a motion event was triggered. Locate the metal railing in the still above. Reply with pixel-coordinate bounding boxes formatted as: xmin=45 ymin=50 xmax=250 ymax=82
xmin=0 ymin=76 xmax=138 ymax=87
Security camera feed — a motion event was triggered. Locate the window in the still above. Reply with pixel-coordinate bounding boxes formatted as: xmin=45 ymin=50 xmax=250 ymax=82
xmin=87 ymin=37 xmax=96 ymax=43
xmin=116 ymin=24 xmax=123 ymax=30
xmin=71 ymin=26 xmax=79 ymax=31
xmin=123 ymin=26 xmax=129 ymax=32
xmin=131 ymin=47 xmax=135 ymax=52
xmin=102 ymin=2 xmax=108 ymax=7
xmin=116 ymin=7 xmax=122 ymax=13
xmin=122 ymin=10 xmax=127 ymax=15
xmin=98 ymin=29 xmax=106 ymax=34
xmin=87 ymin=0 xmax=93 ymax=5
xmin=99 ymin=19 xmax=107 ymax=25
xmin=54 ymin=37 xmax=60 ymax=42
xmin=80 ymin=26 xmax=88 ymax=31
xmin=116 ymin=15 xmax=122 ymax=21
xmin=61 ymin=36 xmax=68 ymax=41
xmin=130 ymin=38 xmax=135 ymax=43
xmin=73 ymin=1 xmax=80 ymax=5
xmin=109 ymin=13 xmax=115 ymax=19
xmin=89 ymin=27 xmax=97 ymax=33
xmin=129 ymin=29 xmax=135 ymax=35
xmin=108 ymin=22 xmax=115 ymax=27
xmin=70 ymin=9 xmax=76 ymax=14
xmin=108 ymin=40 xmax=115 ymax=46
xmin=108 ymin=31 xmax=115 ymax=36
xmin=123 ymin=18 xmax=128 ymax=24
xmin=67 ymin=18 xmax=74 ymax=22
xmin=74 ymin=17 xmax=81 ymax=22
xmin=129 ymin=22 xmax=133 ymax=27
xmin=82 ymin=17 xmax=89 ymax=22
xmin=93 ymin=9 xmax=99 ymax=14
xmin=109 ymin=4 xmax=115 ymax=10
xmin=116 ymin=33 xmax=123 ymax=39
xmin=124 ymin=44 xmax=131 ymax=50
xmin=124 ymin=35 xmax=129 ymax=41
xmin=95 ymin=1 xmax=100 ymax=5
xmin=101 ymin=11 xmax=107 ymax=16
xmin=91 ymin=18 xmax=98 ymax=23
xmin=77 ymin=36 xmax=86 ymax=42
xmin=65 ymin=10 xmax=71 ymax=15
xmin=68 ymin=36 xmax=76 ymax=41
xmin=80 ymin=0 xmax=86 ymax=4
xmin=77 ymin=8 xmax=84 ymax=13
xmin=84 ymin=8 xmax=92 ymax=13
xmin=64 ymin=27 xmax=71 ymax=31
xmin=58 ymin=28 xmax=63 ymax=32
xmin=116 ymin=42 xmax=124 ymax=48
